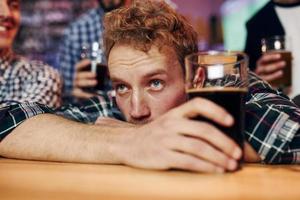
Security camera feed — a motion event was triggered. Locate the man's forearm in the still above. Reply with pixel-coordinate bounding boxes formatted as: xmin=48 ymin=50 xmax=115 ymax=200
xmin=0 ymin=114 xmax=128 ymax=164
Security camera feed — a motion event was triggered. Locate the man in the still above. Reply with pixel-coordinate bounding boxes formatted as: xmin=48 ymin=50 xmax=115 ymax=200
xmin=1 ymin=0 xmax=299 ymax=173
xmin=0 ymin=0 xmax=62 ymax=108
xmin=245 ymin=0 xmax=300 ymax=97
xmin=59 ymin=0 xmax=125 ymax=103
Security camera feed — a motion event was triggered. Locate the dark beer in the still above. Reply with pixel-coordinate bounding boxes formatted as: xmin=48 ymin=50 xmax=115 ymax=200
xmin=266 ymin=50 xmax=292 ymax=87
xmin=84 ymin=63 xmax=108 ymax=91
xmin=94 ymin=63 xmax=108 ymax=90
xmin=187 ymin=87 xmax=247 ymax=162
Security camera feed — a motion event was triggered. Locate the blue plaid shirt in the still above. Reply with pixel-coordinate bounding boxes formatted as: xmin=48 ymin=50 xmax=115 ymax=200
xmin=0 ymin=73 xmax=300 ymax=164
xmin=59 ymin=8 xmax=110 ymax=103
xmin=0 ymin=52 xmax=62 ymax=108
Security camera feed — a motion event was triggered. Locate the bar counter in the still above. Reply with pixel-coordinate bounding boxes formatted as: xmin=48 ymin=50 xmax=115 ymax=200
xmin=0 ymin=158 xmax=299 ymax=200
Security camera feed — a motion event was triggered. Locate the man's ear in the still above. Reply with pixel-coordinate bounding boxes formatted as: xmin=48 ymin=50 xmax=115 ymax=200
xmin=192 ymin=67 xmax=205 ymax=88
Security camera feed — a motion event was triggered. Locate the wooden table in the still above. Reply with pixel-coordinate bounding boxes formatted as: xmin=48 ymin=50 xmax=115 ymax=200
xmin=0 ymin=158 xmax=299 ymax=200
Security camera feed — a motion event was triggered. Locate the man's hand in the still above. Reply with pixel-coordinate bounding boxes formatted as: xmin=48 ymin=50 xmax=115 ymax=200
xmin=72 ymin=59 xmax=97 ymax=99
xmin=255 ymin=53 xmax=285 ymax=82
xmin=116 ymin=98 xmax=243 ymax=173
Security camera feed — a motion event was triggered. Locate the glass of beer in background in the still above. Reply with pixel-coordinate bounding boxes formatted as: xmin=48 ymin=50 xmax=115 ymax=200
xmin=185 ymin=51 xmax=248 ymax=165
xmin=80 ymin=41 xmax=108 ymax=91
xmin=261 ymin=35 xmax=292 ymax=88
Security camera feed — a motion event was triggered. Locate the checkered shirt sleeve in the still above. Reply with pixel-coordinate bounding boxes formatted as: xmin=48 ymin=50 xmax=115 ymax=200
xmin=0 ymin=102 xmax=54 ymax=141
xmin=245 ymin=73 xmax=300 ymax=164
xmin=55 ymin=93 xmax=123 ymax=123
xmin=0 ymin=93 xmax=123 ymax=142
xmin=58 ymin=8 xmax=104 ymax=100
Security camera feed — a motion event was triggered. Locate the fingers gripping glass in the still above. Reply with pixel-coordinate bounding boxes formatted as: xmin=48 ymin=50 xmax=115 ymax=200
xmin=261 ymin=35 xmax=292 ymax=89
xmin=185 ymin=51 xmax=249 ymax=166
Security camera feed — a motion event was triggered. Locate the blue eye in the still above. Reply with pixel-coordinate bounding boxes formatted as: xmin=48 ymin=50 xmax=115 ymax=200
xmin=149 ymin=79 xmax=164 ymax=90
xmin=115 ymin=84 xmax=128 ymax=95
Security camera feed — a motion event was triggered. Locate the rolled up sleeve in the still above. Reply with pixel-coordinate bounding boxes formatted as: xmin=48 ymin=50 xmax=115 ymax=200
xmin=0 ymin=102 xmax=53 ymax=142
xmin=245 ymin=101 xmax=300 ymax=164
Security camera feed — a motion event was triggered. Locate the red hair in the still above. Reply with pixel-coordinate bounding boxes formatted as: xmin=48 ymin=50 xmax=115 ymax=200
xmin=104 ymin=0 xmax=198 ymax=67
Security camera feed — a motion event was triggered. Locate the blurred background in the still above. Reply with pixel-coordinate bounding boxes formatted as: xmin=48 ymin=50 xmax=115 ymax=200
xmin=13 ymin=0 xmax=269 ymax=69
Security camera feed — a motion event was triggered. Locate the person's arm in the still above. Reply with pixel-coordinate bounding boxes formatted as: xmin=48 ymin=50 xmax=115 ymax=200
xmin=0 ymin=99 xmax=243 ymax=173
xmin=0 ymin=114 xmax=125 ymax=164
xmin=0 ymin=103 xmax=54 ymax=141
xmin=0 ymin=97 xmax=124 ymax=164
xmin=245 ymin=72 xmax=300 ymax=164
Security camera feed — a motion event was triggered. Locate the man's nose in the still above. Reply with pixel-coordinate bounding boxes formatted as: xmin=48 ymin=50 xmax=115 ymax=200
xmin=130 ymin=90 xmax=151 ymax=120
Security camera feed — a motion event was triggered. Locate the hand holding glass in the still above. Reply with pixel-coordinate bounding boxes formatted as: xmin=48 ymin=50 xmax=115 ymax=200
xmin=185 ymin=51 xmax=249 ymax=165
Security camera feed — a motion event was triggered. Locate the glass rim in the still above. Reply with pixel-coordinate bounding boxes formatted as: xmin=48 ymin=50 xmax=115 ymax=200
xmin=185 ymin=51 xmax=249 ymax=67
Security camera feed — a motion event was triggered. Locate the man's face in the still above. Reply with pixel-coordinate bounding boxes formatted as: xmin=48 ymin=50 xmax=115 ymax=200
xmin=108 ymin=44 xmax=187 ymax=124
xmin=98 ymin=0 xmax=124 ymax=12
xmin=0 ymin=0 xmax=20 ymax=51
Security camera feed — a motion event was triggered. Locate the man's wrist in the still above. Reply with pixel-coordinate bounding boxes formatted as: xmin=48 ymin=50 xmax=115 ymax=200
xmin=94 ymin=125 xmax=137 ymax=165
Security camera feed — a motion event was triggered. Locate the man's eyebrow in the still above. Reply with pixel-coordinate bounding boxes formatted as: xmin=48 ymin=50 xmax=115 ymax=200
xmin=110 ymin=77 xmax=125 ymax=83
xmin=111 ymin=69 xmax=167 ymax=83
xmin=143 ymin=69 xmax=168 ymax=78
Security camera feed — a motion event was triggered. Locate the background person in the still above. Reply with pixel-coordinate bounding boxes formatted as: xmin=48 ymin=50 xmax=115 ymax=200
xmin=244 ymin=0 xmax=300 ymax=97
xmin=59 ymin=0 xmax=126 ymax=103
xmin=0 ymin=0 xmax=62 ymax=108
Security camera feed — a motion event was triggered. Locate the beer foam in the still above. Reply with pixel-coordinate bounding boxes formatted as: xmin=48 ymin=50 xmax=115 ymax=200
xmin=199 ymin=55 xmax=237 ymax=65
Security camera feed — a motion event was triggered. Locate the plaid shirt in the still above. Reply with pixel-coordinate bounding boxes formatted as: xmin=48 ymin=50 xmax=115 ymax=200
xmin=0 ymin=52 xmax=62 ymax=108
xmin=0 ymin=73 xmax=299 ymax=164
xmin=58 ymin=8 xmax=110 ymax=103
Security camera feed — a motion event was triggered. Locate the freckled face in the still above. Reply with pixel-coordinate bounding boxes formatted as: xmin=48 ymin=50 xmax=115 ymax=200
xmin=108 ymin=44 xmax=187 ymax=124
